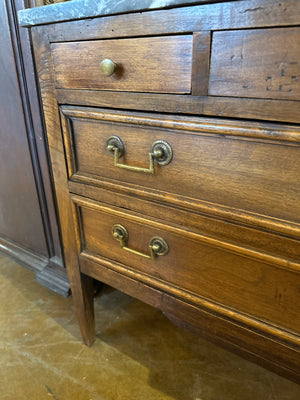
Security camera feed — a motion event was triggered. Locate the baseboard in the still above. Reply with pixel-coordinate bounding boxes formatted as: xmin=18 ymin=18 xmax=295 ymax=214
xmin=35 ymin=259 xmax=70 ymax=298
xmin=0 ymin=236 xmax=70 ymax=297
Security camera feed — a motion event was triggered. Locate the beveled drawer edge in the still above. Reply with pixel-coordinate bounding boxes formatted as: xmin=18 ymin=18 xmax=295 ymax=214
xmin=61 ymin=106 xmax=300 ymax=144
xmin=70 ymin=175 xmax=300 ymax=241
xmin=57 ymin=89 xmax=300 ymax=125
xmin=71 ymin=194 xmax=300 ymax=273
xmin=79 ymin=252 xmax=300 ymax=349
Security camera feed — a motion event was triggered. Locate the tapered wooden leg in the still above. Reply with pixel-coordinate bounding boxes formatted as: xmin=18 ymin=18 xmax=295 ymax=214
xmin=30 ymin=27 xmax=96 ymax=347
xmin=71 ymin=273 xmax=95 ymax=346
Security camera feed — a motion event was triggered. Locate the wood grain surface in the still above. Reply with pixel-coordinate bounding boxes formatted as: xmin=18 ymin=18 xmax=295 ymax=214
xmin=209 ymin=27 xmax=300 ymax=100
xmin=30 ymin=0 xmax=300 ymax=383
xmin=61 ymin=107 xmax=300 ymax=225
xmin=51 ymin=36 xmax=193 ymax=93
xmin=73 ymin=195 xmax=300 ymax=334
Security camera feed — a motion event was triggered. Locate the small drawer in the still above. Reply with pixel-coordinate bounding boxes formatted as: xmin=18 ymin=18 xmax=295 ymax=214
xmin=209 ymin=27 xmax=300 ymax=100
xmin=61 ymin=107 xmax=300 ymax=226
xmin=51 ymin=35 xmax=193 ymax=93
xmin=72 ymin=195 xmax=300 ymax=334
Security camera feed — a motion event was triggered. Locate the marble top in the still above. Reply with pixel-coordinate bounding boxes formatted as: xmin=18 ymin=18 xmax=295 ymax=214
xmin=18 ymin=0 xmax=230 ymax=27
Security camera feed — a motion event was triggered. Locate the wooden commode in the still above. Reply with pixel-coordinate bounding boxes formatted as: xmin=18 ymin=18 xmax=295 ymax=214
xmin=20 ymin=0 xmax=300 ymax=382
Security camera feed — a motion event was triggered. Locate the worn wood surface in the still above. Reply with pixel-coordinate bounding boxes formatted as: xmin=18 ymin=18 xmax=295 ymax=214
xmin=32 ymin=25 xmax=95 ymax=344
xmin=30 ymin=0 xmax=300 ymax=383
xmin=79 ymin=256 xmax=300 ymax=381
xmin=52 ymin=36 xmax=193 ymax=93
xmin=57 ymin=89 xmax=300 ymax=123
xmin=73 ymin=195 xmax=300 ymax=334
xmin=69 ymin=181 xmax=300 ymax=264
xmin=192 ymin=31 xmax=211 ymax=96
xmin=61 ymin=107 xmax=300 ymax=225
xmin=209 ymin=27 xmax=300 ymax=100
xmin=46 ymin=0 xmax=300 ymax=43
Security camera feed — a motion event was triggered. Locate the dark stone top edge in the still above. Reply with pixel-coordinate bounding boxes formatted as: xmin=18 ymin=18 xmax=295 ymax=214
xmin=18 ymin=0 xmax=232 ymax=27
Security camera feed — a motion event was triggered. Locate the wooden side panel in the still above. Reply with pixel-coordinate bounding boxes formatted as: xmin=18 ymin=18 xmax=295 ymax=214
xmin=209 ymin=27 xmax=300 ymax=100
xmin=51 ymin=36 xmax=193 ymax=93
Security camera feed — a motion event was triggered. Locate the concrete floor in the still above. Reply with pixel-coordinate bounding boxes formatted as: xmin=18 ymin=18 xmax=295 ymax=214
xmin=0 ymin=253 xmax=299 ymax=400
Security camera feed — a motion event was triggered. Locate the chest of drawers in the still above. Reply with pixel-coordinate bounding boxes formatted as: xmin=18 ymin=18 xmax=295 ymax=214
xmin=22 ymin=0 xmax=300 ymax=382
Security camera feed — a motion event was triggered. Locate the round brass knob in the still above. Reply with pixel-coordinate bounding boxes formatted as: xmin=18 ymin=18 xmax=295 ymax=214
xmin=100 ymin=59 xmax=117 ymax=76
xmin=150 ymin=237 xmax=169 ymax=256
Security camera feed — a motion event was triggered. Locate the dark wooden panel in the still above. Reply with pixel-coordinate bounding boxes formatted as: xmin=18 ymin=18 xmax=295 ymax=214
xmin=0 ymin=0 xmax=47 ymax=255
xmin=51 ymin=36 xmax=193 ymax=93
xmin=0 ymin=0 xmax=68 ymax=296
xmin=209 ymin=27 xmax=300 ymax=100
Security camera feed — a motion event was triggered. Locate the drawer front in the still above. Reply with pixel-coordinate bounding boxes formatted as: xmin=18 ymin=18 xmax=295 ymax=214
xmin=73 ymin=196 xmax=300 ymax=334
xmin=209 ymin=27 xmax=300 ymax=100
xmin=51 ymin=35 xmax=193 ymax=93
xmin=61 ymin=107 xmax=300 ymax=225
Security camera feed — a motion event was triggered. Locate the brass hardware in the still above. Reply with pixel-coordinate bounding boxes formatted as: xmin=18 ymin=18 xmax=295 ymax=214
xmin=100 ymin=59 xmax=117 ymax=76
xmin=112 ymin=224 xmax=169 ymax=260
xmin=106 ymin=136 xmax=172 ymax=174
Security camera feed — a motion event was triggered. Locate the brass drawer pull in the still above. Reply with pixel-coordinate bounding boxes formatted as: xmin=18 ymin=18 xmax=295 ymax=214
xmin=112 ymin=224 xmax=169 ymax=260
xmin=100 ymin=58 xmax=117 ymax=76
xmin=106 ymin=136 xmax=173 ymax=174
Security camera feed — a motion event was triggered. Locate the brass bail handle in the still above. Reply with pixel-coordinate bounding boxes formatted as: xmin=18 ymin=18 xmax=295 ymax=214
xmin=112 ymin=224 xmax=169 ymax=260
xmin=100 ymin=59 xmax=117 ymax=76
xmin=106 ymin=136 xmax=173 ymax=174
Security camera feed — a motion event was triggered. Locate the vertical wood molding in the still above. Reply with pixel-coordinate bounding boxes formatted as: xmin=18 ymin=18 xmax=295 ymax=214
xmin=0 ymin=0 xmax=69 ymax=295
xmin=191 ymin=31 xmax=211 ymax=96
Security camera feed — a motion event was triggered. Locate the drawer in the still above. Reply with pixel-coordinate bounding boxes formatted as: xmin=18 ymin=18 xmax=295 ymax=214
xmin=51 ymin=35 xmax=193 ymax=93
xmin=61 ymin=107 xmax=300 ymax=226
xmin=209 ymin=27 xmax=300 ymax=100
xmin=72 ymin=195 xmax=300 ymax=334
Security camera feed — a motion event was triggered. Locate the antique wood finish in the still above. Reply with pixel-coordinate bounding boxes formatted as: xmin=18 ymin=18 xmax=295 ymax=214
xmin=31 ymin=26 xmax=95 ymax=344
xmin=60 ymin=107 xmax=300 ymax=226
xmin=68 ymin=181 xmax=300 ymax=265
xmin=191 ymin=31 xmax=211 ymax=96
xmin=46 ymin=0 xmax=300 ymax=124
xmin=29 ymin=0 xmax=300 ymax=382
xmin=45 ymin=0 xmax=300 ymax=43
xmin=209 ymin=27 xmax=300 ymax=100
xmin=56 ymin=89 xmax=300 ymax=124
xmin=51 ymin=36 xmax=193 ymax=93
xmin=79 ymin=256 xmax=300 ymax=382
xmin=71 ymin=195 xmax=300 ymax=334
